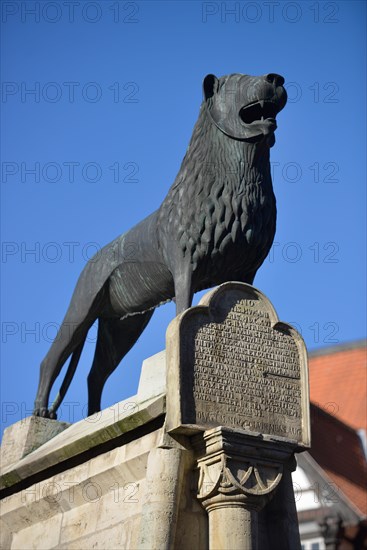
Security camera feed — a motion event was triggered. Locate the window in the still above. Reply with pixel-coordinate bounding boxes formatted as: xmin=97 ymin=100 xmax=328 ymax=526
xmin=301 ymin=539 xmax=325 ymax=550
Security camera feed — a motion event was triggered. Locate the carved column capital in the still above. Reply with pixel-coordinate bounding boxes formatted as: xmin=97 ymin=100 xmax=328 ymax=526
xmin=191 ymin=426 xmax=298 ymax=548
xmin=197 ymin=451 xmax=283 ymax=512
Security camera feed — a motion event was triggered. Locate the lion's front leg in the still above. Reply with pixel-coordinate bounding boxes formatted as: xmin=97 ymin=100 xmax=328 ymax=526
xmin=173 ymin=261 xmax=194 ymax=315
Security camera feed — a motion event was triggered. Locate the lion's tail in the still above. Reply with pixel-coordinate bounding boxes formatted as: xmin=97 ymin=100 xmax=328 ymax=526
xmin=49 ymin=339 xmax=86 ymax=417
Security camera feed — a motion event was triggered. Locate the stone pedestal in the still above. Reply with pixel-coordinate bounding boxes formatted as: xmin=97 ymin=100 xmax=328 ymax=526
xmin=0 ymin=282 xmax=309 ymax=549
xmin=0 ymin=416 xmax=70 ymax=471
xmin=165 ymin=282 xmax=310 ymax=549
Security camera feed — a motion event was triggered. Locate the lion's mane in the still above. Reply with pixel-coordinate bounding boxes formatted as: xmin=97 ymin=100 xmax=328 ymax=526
xmin=157 ymin=99 xmax=276 ymax=287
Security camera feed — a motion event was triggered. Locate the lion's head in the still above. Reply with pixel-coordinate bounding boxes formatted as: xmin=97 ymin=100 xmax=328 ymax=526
xmin=203 ymin=73 xmax=287 ymax=147
xmin=159 ymin=72 xmax=287 ymax=279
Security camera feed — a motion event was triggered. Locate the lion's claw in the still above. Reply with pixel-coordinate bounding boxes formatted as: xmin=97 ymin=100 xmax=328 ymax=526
xmin=33 ymin=407 xmax=56 ymax=419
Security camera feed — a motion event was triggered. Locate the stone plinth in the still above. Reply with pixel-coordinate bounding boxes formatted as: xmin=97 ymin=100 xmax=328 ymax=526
xmin=0 ymin=416 xmax=70 ymax=472
xmin=0 ymin=282 xmax=309 ymax=549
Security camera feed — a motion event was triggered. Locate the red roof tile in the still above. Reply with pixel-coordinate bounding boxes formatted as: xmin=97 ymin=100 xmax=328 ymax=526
xmin=309 ymin=342 xmax=367 ymax=431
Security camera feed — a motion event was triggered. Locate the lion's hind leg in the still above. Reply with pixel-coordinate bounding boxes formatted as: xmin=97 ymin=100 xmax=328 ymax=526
xmin=87 ymin=311 xmax=154 ymax=416
xmin=33 ymin=286 xmax=108 ymax=417
xmin=33 ymin=315 xmax=95 ymax=418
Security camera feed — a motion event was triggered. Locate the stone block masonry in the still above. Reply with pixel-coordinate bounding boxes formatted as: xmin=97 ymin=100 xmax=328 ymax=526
xmin=0 ymin=282 xmax=309 ymax=549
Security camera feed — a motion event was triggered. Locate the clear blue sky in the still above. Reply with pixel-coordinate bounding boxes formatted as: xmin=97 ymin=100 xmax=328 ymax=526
xmin=1 ymin=1 xmax=366 ymax=436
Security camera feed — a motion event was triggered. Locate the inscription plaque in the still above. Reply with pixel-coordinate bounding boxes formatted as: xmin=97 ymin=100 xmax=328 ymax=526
xmin=166 ymin=282 xmax=310 ymax=448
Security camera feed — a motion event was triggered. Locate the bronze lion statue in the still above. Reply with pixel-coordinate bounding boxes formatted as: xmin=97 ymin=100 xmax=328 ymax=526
xmin=34 ymin=72 xmax=287 ymax=418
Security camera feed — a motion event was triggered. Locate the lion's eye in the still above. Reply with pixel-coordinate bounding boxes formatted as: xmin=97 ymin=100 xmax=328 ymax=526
xmin=240 ymin=101 xmax=278 ymax=124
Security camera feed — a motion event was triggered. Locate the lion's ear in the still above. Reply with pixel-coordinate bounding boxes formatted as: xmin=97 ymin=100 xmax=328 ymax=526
xmin=203 ymin=74 xmax=219 ymax=100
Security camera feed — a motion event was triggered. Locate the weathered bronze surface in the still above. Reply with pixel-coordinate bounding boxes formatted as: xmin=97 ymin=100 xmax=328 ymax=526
xmin=33 ymin=73 xmax=287 ymax=418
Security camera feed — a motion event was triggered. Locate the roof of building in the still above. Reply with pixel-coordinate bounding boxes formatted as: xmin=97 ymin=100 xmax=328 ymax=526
xmin=308 ymin=340 xmax=367 ymax=431
xmin=296 ymin=451 xmax=363 ymax=524
xmin=309 ymin=403 xmax=367 ymax=517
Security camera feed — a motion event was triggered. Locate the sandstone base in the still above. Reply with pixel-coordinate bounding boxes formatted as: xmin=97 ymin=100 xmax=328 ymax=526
xmin=0 ymin=353 xmax=207 ymax=550
xmin=1 ymin=284 xmax=306 ymax=549
xmin=0 ymin=351 xmax=300 ymax=550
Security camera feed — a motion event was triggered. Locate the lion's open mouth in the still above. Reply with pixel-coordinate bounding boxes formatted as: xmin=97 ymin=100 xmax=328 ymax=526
xmin=239 ymin=100 xmax=279 ymax=125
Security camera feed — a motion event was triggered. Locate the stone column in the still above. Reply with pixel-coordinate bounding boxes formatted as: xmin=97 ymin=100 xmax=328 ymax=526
xmin=262 ymin=460 xmax=302 ymax=549
xmin=205 ymin=499 xmax=258 ymax=549
xmin=193 ymin=427 xmax=297 ymax=550
xmin=137 ymin=430 xmax=192 ymax=550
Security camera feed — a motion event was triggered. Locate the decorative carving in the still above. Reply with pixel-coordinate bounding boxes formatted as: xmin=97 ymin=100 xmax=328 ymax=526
xmin=166 ymin=282 xmax=310 ymax=449
xmin=197 ymin=453 xmax=283 ymax=511
xmin=192 ymin=427 xmax=299 ymax=548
